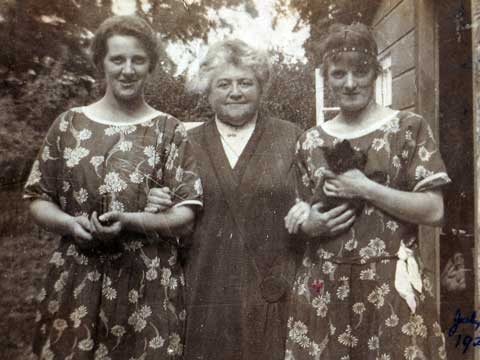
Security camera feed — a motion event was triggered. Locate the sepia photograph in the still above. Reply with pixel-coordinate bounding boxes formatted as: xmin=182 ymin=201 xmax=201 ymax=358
xmin=0 ymin=0 xmax=478 ymax=359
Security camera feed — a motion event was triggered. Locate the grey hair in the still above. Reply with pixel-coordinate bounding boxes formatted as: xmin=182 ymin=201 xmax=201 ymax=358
xmin=186 ymin=39 xmax=271 ymax=95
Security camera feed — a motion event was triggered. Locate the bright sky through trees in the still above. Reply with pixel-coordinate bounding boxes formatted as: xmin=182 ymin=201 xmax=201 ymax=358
xmin=112 ymin=0 xmax=310 ymax=74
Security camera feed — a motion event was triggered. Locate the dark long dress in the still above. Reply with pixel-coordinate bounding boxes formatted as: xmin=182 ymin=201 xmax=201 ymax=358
xmin=285 ymin=111 xmax=451 ymax=360
xmin=24 ymin=108 xmax=203 ymax=359
xmin=183 ymin=115 xmax=304 ymax=360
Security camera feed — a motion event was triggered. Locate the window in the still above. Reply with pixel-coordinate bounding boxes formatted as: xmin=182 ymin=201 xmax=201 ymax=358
xmin=375 ymin=54 xmax=392 ymax=107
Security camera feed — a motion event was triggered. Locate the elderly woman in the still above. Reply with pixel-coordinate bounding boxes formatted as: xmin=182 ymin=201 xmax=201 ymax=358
xmin=23 ymin=16 xmax=202 ymax=359
xmin=146 ymin=39 xmax=355 ymax=359
xmin=284 ymin=23 xmax=451 ymax=359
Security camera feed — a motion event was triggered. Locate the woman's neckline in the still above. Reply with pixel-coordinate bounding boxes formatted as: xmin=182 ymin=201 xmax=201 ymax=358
xmin=76 ymin=106 xmax=164 ymax=126
xmin=320 ymin=110 xmax=400 ymax=139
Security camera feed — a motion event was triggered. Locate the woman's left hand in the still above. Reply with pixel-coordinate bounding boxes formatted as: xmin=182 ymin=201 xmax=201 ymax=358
xmin=323 ymin=169 xmax=371 ymax=199
xmin=90 ymin=211 xmax=124 ymax=244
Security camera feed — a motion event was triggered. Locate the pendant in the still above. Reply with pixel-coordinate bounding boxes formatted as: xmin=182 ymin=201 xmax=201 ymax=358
xmin=260 ymin=275 xmax=289 ymax=303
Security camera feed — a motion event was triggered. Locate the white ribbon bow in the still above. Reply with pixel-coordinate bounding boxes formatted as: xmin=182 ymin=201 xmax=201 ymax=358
xmin=395 ymin=241 xmax=423 ymax=313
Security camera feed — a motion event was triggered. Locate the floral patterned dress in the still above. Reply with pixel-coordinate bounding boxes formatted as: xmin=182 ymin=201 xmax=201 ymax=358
xmin=24 ymin=107 xmax=203 ymax=360
xmin=285 ymin=111 xmax=451 ymax=360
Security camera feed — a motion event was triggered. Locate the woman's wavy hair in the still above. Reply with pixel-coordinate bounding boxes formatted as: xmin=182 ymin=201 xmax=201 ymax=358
xmin=187 ymin=39 xmax=271 ymax=95
xmin=314 ymin=22 xmax=381 ymax=79
xmin=90 ymin=15 xmax=158 ymax=75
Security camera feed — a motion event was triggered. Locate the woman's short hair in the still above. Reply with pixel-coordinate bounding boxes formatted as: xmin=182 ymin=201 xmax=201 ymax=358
xmin=187 ymin=39 xmax=271 ymax=95
xmin=314 ymin=22 xmax=381 ymax=78
xmin=90 ymin=15 xmax=158 ymax=74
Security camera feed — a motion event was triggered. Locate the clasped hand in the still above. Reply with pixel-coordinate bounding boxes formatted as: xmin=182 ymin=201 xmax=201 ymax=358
xmin=322 ymin=168 xmax=370 ymax=199
xmin=67 ymin=211 xmax=124 ymax=250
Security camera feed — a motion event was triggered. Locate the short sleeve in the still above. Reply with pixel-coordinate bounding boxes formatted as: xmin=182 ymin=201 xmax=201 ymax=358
xmin=161 ymin=121 xmax=203 ymax=209
xmin=404 ymin=116 xmax=451 ymax=192
xmin=23 ymin=111 xmax=70 ymax=203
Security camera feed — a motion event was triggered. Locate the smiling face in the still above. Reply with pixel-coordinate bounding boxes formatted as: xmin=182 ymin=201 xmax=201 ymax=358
xmin=326 ymin=52 xmax=377 ymax=114
xmin=208 ymin=64 xmax=261 ymax=127
xmin=103 ymin=35 xmax=151 ymax=103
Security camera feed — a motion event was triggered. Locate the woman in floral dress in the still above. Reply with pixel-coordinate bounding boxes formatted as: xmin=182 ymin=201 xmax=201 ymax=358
xmin=284 ymin=23 xmax=451 ymax=360
xmin=24 ymin=16 xmax=202 ymax=359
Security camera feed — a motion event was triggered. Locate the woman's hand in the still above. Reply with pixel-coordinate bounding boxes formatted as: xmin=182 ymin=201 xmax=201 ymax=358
xmin=90 ymin=211 xmax=123 ymax=245
xmin=302 ymin=202 xmax=356 ymax=238
xmin=323 ymin=169 xmax=371 ymax=199
xmin=66 ymin=215 xmax=94 ymax=250
xmin=145 ymin=187 xmax=173 ymax=213
xmin=285 ymin=200 xmax=311 ymax=234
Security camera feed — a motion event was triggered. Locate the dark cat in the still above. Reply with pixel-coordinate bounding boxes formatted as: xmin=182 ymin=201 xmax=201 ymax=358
xmin=312 ymin=140 xmax=386 ymax=214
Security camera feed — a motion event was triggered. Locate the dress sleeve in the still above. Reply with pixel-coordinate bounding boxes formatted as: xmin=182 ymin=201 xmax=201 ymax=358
xmin=23 ymin=111 xmax=69 ymax=204
xmin=161 ymin=121 xmax=203 ymax=209
xmin=404 ymin=116 xmax=451 ymax=192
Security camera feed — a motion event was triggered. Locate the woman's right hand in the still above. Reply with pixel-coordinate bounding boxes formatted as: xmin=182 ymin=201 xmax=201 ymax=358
xmin=145 ymin=187 xmax=173 ymax=213
xmin=301 ymin=202 xmax=356 ymax=238
xmin=67 ymin=215 xmax=93 ymax=250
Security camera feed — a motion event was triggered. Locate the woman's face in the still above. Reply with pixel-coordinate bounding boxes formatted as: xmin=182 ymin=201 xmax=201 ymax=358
xmin=208 ymin=63 xmax=261 ymax=127
xmin=103 ymin=35 xmax=151 ymax=103
xmin=326 ymin=52 xmax=376 ymax=114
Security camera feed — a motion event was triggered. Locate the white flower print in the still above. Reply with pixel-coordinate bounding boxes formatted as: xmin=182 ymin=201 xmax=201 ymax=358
xmin=379 ymin=354 xmax=391 ymax=360
xmin=359 ymin=268 xmax=376 ymax=280
xmin=338 ymin=325 xmax=358 ymax=348
xmin=344 ymin=238 xmax=358 ymax=251
xmin=405 ymin=130 xmax=413 ymax=141
xmin=111 ymin=325 xmax=126 ymax=337
xmin=160 ymin=268 xmax=172 ymax=286
xmin=102 ymin=287 xmax=117 ymax=300
xmin=128 ymin=312 xmax=147 ymax=333
xmin=54 ymin=271 xmax=69 ymax=292
xmin=329 ymin=322 xmax=336 ymax=335
xmin=105 ymin=125 xmax=136 ymax=136
xmin=90 ymin=155 xmax=104 ymax=171
xmin=415 ymin=166 xmax=434 ymax=180
xmin=179 ymin=309 xmax=187 ymax=321
xmin=62 ymin=181 xmax=71 ymax=192
xmin=372 ymin=138 xmax=386 ymax=151
xmin=288 ymin=319 xmax=310 ymax=347
xmin=149 ymin=336 xmax=165 ymax=349
xmin=110 ymin=200 xmax=124 ymax=212
xmin=402 ymin=315 xmax=427 ymax=338
xmin=128 ymin=290 xmax=139 ymax=304
xmin=340 ymin=356 xmax=349 ymax=360
xmin=317 ymin=248 xmax=334 ymax=260
xmin=74 ymin=188 xmax=88 ymax=204
xmin=302 ymin=130 xmax=324 ymax=150
xmin=386 ymin=220 xmax=399 ymax=232
xmin=146 ymin=268 xmax=158 ymax=281
xmin=78 ymin=338 xmax=94 ymax=351
xmin=167 ymin=333 xmax=184 ymax=356
xmin=336 ymin=277 xmax=350 ymax=300
xmin=367 ymin=283 xmax=390 ymax=309
xmin=99 ymin=172 xmax=127 ymax=194
xmin=322 ymin=261 xmax=336 ymax=275
xmin=381 ymin=117 xmax=400 ymax=133
xmin=432 ymin=321 xmax=443 ymax=337
xmin=368 ymin=335 xmax=379 ymax=350
xmin=352 ymin=302 xmax=366 ymax=315
xmin=87 ymin=270 xmax=101 ymax=282
xmin=165 ymin=143 xmax=178 ymax=171
xmin=404 ymin=345 xmax=420 ymax=360
xmin=129 ymin=171 xmax=144 ymax=184
xmin=48 ymin=300 xmax=60 ymax=314
xmin=64 ymin=147 xmax=90 ymax=168
xmin=53 ymin=318 xmax=68 ymax=332
xmin=418 ymin=146 xmax=432 ymax=162
xmin=94 ymin=343 xmax=109 ymax=359
xmin=78 ymin=129 xmax=92 ymax=141
xmin=49 ymin=252 xmax=65 ymax=267
xmin=312 ymin=291 xmax=331 ymax=318
xmin=144 ymin=145 xmax=160 ymax=167
xmin=36 ymin=288 xmax=46 ymax=302
xmin=386 ymin=313 xmax=399 ymax=327
xmin=139 ymin=305 xmax=152 ymax=319
xmin=70 ymin=305 xmax=88 ymax=328
xmin=194 ymin=178 xmax=203 ymax=195
xmin=119 ymin=141 xmax=133 ymax=152
xmin=26 ymin=160 xmax=41 ymax=186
